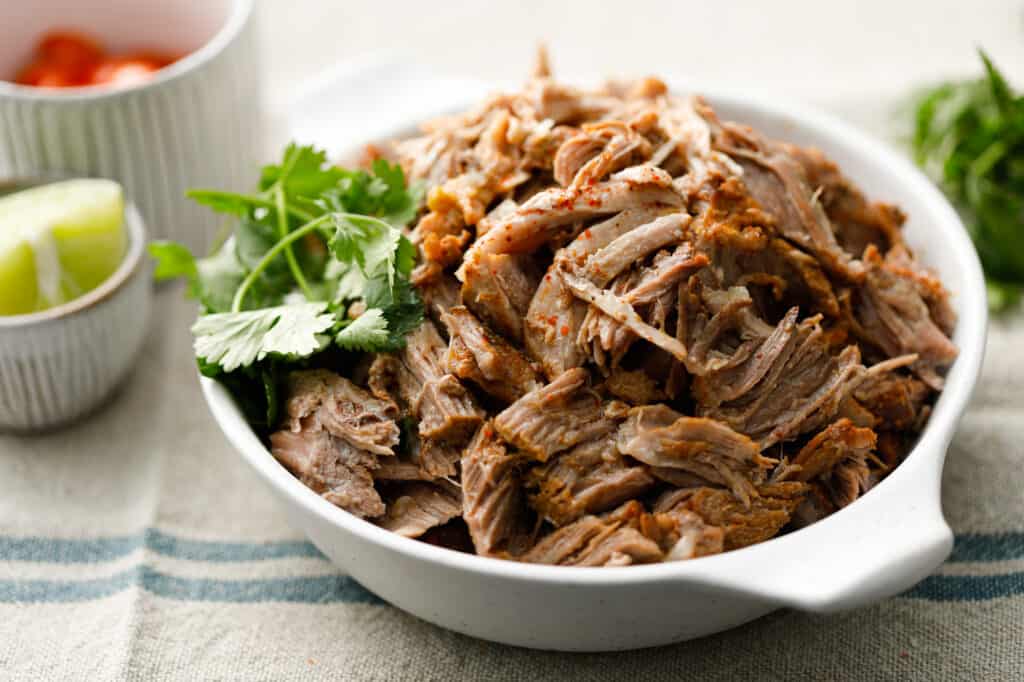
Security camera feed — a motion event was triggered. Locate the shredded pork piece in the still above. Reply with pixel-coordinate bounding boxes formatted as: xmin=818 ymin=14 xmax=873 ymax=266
xmin=265 ymin=57 xmax=958 ymax=565
xmin=461 ymin=252 xmax=542 ymax=343
xmin=443 ymin=306 xmax=543 ymax=403
xmin=461 ymin=424 xmax=533 ymax=557
xmin=393 ymin=320 xmax=484 ymax=442
xmin=520 ymin=501 xmax=665 ymax=566
xmin=527 ymin=437 xmax=655 ymax=526
xmin=494 ymin=368 xmax=624 ymax=461
xmin=270 ymin=370 xmax=401 ymax=518
xmin=376 ymin=481 xmax=463 ymax=538
xmin=674 ymin=482 xmax=810 ymax=550
xmin=616 ymin=404 xmax=776 ymax=506
xmin=464 ymin=166 xmax=682 ymax=260
xmin=845 ymin=245 xmax=958 ymax=389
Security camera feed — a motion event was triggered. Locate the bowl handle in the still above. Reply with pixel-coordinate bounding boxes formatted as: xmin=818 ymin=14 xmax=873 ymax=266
xmin=699 ymin=431 xmax=955 ymax=612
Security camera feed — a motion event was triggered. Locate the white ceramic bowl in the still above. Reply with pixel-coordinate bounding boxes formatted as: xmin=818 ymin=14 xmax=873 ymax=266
xmin=0 ymin=178 xmax=151 ymax=432
xmin=202 ymin=88 xmax=987 ymax=652
xmin=0 ymin=0 xmax=262 ymax=255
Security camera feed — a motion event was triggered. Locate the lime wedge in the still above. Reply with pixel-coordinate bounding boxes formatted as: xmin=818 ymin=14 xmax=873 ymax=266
xmin=0 ymin=179 xmax=126 ymax=316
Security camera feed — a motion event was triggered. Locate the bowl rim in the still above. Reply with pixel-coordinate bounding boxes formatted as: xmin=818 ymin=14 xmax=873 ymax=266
xmin=0 ymin=0 xmax=254 ymax=101
xmin=202 ymin=83 xmax=988 ymax=591
xmin=0 ymin=176 xmax=147 ymax=328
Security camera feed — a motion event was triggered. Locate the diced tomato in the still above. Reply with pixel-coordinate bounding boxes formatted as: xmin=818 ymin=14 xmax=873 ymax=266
xmin=14 ymin=63 xmax=80 ymax=88
xmin=88 ymin=57 xmax=164 ymax=87
xmin=10 ymin=29 xmax=180 ymax=89
xmin=37 ymin=31 xmax=104 ymax=67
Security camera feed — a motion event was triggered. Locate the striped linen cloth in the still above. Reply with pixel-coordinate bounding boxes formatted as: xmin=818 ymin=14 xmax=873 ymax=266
xmin=2 ymin=104 xmax=1023 ymax=681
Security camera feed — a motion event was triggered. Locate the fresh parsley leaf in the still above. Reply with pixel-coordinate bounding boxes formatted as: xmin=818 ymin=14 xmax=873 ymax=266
xmin=194 ymin=238 xmax=251 ymax=313
xmin=234 ymin=215 xmax=329 ymax=294
xmin=192 ymin=302 xmax=336 ymax=372
xmin=260 ymin=143 xmax=345 ymax=200
xmin=379 ymin=299 xmax=425 ymax=351
xmin=329 ymin=214 xmax=413 ymax=286
xmin=370 ymin=159 xmax=425 ymax=226
xmin=315 ymin=161 xmax=423 ymax=228
xmin=910 ymin=49 xmax=1024 ymax=312
xmin=395 ymin=231 xmax=416 ymax=277
xmin=980 ymin=49 xmax=1013 ymax=114
xmin=149 ymin=241 xmax=198 ymax=287
xmin=364 ymin=274 xmax=425 ymax=350
xmin=186 ymin=189 xmax=272 ymax=217
xmin=323 ymin=258 xmax=369 ymax=304
xmin=178 ymin=140 xmax=428 ymax=432
xmin=334 ymin=308 xmax=390 ymax=351
xmin=151 ymin=236 xmax=288 ymax=314
xmin=234 ymin=215 xmax=293 ymax=291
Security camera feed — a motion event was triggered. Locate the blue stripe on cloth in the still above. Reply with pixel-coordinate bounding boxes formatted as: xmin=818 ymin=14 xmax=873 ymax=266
xmin=0 ymin=567 xmax=383 ymax=605
xmin=0 ymin=530 xmax=325 ymax=564
xmin=949 ymin=533 xmax=1024 ymax=562
xmin=901 ymin=572 xmax=1024 ymax=601
xmin=144 ymin=530 xmax=325 ymax=562
xmin=5 ymin=530 xmax=1021 ymax=565
xmin=0 ymin=535 xmax=142 ymax=563
xmin=0 ymin=567 xmax=1022 ymax=605
xmin=0 ymin=531 xmax=1022 ymax=604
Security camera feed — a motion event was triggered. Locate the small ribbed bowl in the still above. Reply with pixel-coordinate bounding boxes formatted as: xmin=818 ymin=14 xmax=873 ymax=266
xmin=0 ymin=181 xmax=151 ymax=432
xmin=0 ymin=0 xmax=262 ymax=255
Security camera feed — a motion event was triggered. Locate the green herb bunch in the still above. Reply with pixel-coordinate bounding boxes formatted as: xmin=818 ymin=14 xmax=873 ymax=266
xmin=912 ymin=50 xmax=1024 ymax=311
xmin=149 ymin=144 xmax=425 ymax=428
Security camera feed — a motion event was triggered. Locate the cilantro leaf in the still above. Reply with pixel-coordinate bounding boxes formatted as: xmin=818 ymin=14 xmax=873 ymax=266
xmin=260 ymin=143 xmax=345 ymax=200
xmin=234 ymin=215 xmax=328 ymax=295
xmin=910 ymin=49 xmax=1024 ymax=312
xmin=370 ymin=159 xmax=425 ymax=226
xmin=195 ymin=238 xmax=253 ymax=313
xmin=329 ymin=214 xmax=413 ymax=286
xmin=176 ymin=140 xmax=428 ymax=432
xmin=980 ymin=49 xmax=1013 ymax=114
xmin=192 ymin=302 xmax=336 ymax=372
xmin=364 ymin=274 xmax=425 ymax=350
xmin=234 ymin=215 xmax=293 ymax=291
xmin=323 ymin=258 xmax=369 ymax=304
xmin=334 ymin=308 xmax=390 ymax=351
xmin=150 ymin=236 xmax=287 ymax=314
xmin=315 ymin=161 xmax=423 ymax=228
xmin=149 ymin=241 xmax=198 ymax=287
xmin=379 ymin=299 xmax=424 ymax=351
xmin=186 ymin=189 xmax=273 ymax=217
xmin=148 ymin=239 xmax=239 ymax=312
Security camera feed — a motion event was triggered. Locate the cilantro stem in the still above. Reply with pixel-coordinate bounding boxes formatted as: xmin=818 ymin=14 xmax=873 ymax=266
xmin=275 ymin=184 xmax=314 ymax=301
xmin=231 ymin=215 xmax=332 ymax=312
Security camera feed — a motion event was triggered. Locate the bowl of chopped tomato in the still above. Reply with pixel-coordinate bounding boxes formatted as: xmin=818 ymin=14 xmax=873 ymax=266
xmin=13 ymin=30 xmax=180 ymax=89
xmin=0 ymin=0 xmax=263 ymax=254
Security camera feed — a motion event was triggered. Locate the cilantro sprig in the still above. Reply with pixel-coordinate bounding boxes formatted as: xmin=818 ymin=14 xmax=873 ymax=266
xmin=149 ymin=143 xmax=425 ymax=426
xmin=911 ymin=50 xmax=1024 ymax=312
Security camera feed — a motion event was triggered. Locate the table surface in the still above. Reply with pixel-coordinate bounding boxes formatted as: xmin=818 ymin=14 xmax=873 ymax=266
xmin=3 ymin=4 xmax=1024 ymax=679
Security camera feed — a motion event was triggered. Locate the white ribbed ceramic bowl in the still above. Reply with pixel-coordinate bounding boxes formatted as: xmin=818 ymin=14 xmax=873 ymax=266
xmin=0 ymin=178 xmax=151 ymax=432
xmin=0 ymin=0 xmax=261 ymax=255
xmin=203 ymin=82 xmax=988 ymax=651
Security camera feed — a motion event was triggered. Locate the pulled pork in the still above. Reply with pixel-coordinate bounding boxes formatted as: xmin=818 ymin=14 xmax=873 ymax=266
xmin=267 ymin=56 xmax=957 ymax=566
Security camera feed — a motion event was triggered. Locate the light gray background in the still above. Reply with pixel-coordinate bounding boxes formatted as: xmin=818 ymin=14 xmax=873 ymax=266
xmin=259 ymin=0 xmax=1024 ymax=111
